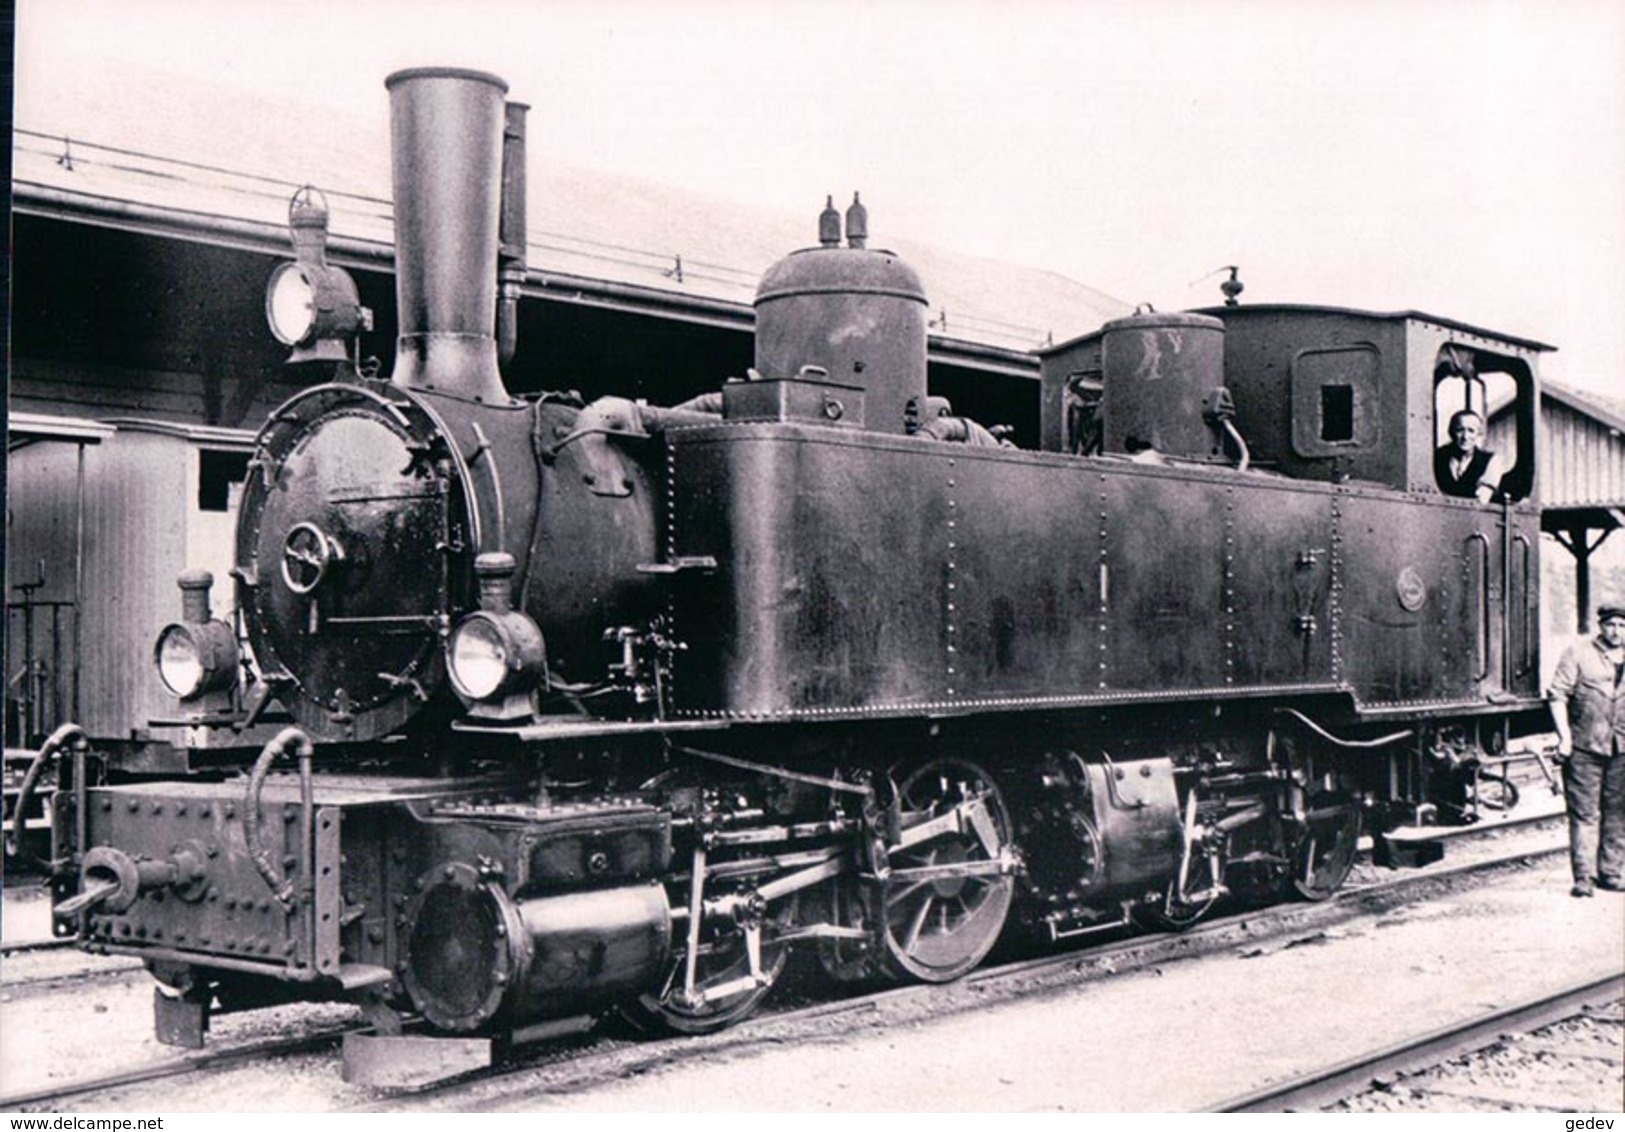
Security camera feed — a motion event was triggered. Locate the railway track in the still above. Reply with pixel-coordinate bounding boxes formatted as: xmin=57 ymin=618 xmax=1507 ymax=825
xmin=0 ymin=836 xmax=1568 ymax=1111
xmin=1 ymin=936 xmax=74 ymax=957
xmin=1 ymin=934 xmax=143 ymax=993
xmin=1211 ymin=973 xmax=1625 ymax=1113
xmin=0 ymin=1027 xmax=360 ymax=1111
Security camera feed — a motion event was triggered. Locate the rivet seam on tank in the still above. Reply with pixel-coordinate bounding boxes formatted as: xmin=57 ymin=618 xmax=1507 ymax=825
xmin=667 ymin=681 xmax=1349 ymax=719
xmin=665 ymin=441 xmax=681 ymax=703
xmin=1329 ymin=496 xmax=1344 ymax=680
xmin=1098 ymin=476 xmax=1110 ymax=689
xmin=944 ymin=458 xmax=958 ymax=696
xmin=1224 ymin=488 xmax=1236 ymax=684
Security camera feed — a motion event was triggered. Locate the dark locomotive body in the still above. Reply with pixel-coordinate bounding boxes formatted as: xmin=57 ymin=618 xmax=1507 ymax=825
xmin=26 ymin=67 xmax=1552 ymax=1068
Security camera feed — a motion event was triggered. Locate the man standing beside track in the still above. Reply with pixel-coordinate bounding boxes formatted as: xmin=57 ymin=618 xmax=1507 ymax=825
xmin=1548 ymin=603 xmax=1625 ymax=898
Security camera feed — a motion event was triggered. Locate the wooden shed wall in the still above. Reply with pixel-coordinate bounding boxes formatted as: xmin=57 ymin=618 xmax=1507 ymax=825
xmin=1541 ymin=396 xmax=1625 ymax=508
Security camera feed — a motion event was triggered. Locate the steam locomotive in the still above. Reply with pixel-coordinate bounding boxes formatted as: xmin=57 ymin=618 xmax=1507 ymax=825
xmin=21 ymin=67 xmax=1552 ymax=1071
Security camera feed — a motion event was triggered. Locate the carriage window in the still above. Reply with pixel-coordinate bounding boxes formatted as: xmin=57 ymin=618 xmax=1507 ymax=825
xmin=1432 ymin=346 xmax=1533 ymax=503
xmin=198 ymin=449 xmax=252 ymax=512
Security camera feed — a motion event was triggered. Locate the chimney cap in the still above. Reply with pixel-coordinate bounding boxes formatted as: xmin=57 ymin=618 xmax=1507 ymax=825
xmin=385 ymin=66 xmax=509 ymax=93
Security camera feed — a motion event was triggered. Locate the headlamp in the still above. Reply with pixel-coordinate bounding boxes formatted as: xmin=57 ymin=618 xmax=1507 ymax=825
xmin=448 ymin=615 xmax=513 ymax=701
xmin=153 ymin=571 xmax=240 ymax=703
xmin=266 ymin=262 xmax=320 ymax=346
xmin=445 ymin=554 xmax=546 ymax=720
xmin=264 ymin=186 xmax=371 ymax=363
xmin=156 ymin=624 xmax=209 ymax=699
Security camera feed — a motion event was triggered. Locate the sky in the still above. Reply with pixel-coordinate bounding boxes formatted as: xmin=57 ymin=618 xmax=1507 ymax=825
xmin=13 ymin=0 xmax=1625 ymax=400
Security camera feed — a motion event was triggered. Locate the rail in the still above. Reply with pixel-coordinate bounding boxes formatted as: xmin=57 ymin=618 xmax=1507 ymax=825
xmin=0 ymin=1027 xmax=357 ymax=1110
xmin=1208 ymin=971 xmax=1624 ymax=1112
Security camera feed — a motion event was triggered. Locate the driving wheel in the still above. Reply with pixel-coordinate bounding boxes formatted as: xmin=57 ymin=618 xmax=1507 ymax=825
xmin=879 ymin=756 xmax=1015 ymax=983
xmin=1292 ymin=794 xmax=1361 ymax=901
xmin=1137 ymin=879 xmax=1219 ymax=931
xmin=814 ymin=875 xmax=880 ymax=983
xmin=621 ymin=769 xmax=795 ymax=1035
xmin=625 ymin=906 xmax=793 ymax=1035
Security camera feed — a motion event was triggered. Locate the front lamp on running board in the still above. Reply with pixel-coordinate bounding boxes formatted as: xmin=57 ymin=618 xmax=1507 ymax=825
xmin=154 ymin=570 xmax=241 ymax=703
xmin=446 ymin=553 xmax=546 ymax=722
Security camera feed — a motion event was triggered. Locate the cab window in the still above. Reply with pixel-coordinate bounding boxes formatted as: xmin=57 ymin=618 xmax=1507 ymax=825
xmin=1290 ymin=346 xmax=1380 ymax=455
xmin=1432 ymin=345 xmax=1534 ymax=502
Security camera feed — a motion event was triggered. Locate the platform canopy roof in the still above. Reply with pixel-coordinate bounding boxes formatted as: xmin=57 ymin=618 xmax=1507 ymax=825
xmin=13 ymin=55 xmax=1130 ymax=366
xmin=1540 ymin=381 xmax=1625 ymax=518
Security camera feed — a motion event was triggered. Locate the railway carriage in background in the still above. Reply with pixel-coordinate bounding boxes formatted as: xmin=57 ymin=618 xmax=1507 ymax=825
xmin=6 ymin=416 xmax=258 ymax=861
xmin=12 ymin=67 xmax=1553 ymax=1076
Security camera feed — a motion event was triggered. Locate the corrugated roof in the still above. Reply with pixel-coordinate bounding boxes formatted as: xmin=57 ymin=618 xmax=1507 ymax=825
xmin=1545 ymin=381 xmax=1625 ymax=439
xmin=14 ymin=54 xmax=1130 ymax=356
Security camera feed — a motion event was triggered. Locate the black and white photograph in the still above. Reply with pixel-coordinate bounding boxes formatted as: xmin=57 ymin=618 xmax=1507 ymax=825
xmin=4 ymin=0 xmax=1623 ymax=1116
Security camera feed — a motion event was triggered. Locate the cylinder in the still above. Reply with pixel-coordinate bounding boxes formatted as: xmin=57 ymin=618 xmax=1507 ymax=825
xmin=1100 ymin=311 xmax=1226 ymax=459
xmin=385 ymin=67 xmax=511 ymax=404
xmin=754 ymin=241 xmax=928 ymax=436
xmin=401 ymin=864 xmax=671 ymax=1032
xmin=1083 ymin=759 xmax=1182 ymax=896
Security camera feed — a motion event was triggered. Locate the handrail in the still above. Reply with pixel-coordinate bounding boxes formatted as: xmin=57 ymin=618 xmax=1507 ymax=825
xmin=1513 ymin=533 xmax=1534 ymax=678
xmin=1466 ymin=533 xmax=1491 ymax=682
xmin=5 ymin=723 xmax=85 ymax=858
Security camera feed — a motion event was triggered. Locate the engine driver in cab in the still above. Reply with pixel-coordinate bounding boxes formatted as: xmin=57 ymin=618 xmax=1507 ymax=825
xmin=1435 ymin=410 xmax=1504 ymax=503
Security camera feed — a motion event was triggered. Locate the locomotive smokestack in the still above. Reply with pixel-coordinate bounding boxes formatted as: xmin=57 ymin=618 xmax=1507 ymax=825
xmin=385 ymin=67 xmax=512 ymax=404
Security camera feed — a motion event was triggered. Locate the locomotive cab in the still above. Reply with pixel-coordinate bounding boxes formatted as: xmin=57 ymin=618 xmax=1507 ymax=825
xmin=1040 ymin=303 xmax=1548 ymax=502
